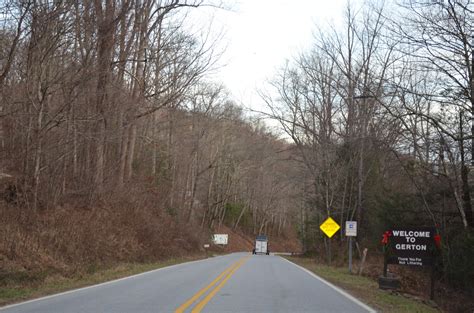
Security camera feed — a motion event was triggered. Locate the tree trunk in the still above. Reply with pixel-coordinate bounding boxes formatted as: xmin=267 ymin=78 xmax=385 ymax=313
xmin=152 ymin=112 xmax=157 ymax=176
xmin=125 ymin=123 xmax=137 ymax=181
xmin=93 ymin=0 xmax=116 ymax=192
xmin=459 ymin=112 xmax=473 ymax=228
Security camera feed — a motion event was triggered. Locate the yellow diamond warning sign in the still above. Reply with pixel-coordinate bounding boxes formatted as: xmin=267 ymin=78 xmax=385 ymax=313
xmin=320 ymin=217 xmax=340 ymax=238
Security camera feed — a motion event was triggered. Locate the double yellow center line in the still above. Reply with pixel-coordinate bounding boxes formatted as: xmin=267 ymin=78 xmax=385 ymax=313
xmin=175 ymin=256 xmax=250 ymax=313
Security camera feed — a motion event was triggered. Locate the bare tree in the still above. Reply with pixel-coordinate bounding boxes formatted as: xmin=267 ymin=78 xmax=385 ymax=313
xmin=387 ymin=0 xmax=474 ymax=228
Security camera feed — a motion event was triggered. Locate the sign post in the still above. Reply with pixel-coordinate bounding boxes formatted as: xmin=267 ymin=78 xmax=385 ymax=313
xmin=380 ymin=227 xmax=440 ymax=299
xmin=387 ymin=228 xmax=435 ymax=267
xmin=345 ymin=221 xmax=357 ymax=273
xmin=203 ymin=243 xmax=210 ymax=257
xmin=320 ymin=217 xmax=340 ymax=265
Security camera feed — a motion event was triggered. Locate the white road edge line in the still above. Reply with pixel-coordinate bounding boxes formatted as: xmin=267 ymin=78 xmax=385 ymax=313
xmin=281 ymin=257 xmax=377 ymax=313
xmin=0 ymin=254 xmax=229 ymax=311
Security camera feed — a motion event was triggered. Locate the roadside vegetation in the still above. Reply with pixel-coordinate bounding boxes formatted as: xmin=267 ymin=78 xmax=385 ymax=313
xmin=0 ymin=256 xmax=205 ymax=307
xmin=288 ymin=257 xmax=440 ymax=313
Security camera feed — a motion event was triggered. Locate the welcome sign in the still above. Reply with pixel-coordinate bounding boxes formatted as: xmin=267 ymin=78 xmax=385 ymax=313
xmin=387 ymin=227 xmax=436 ymax=266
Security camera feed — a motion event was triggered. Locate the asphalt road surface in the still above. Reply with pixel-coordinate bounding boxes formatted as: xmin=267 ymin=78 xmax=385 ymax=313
xmin=1 ymin=252 xmax=375 ymax=313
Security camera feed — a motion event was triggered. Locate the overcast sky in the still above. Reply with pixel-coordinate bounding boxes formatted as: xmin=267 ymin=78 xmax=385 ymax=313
xmin=186 ymin=0 xmax=351 ymax=112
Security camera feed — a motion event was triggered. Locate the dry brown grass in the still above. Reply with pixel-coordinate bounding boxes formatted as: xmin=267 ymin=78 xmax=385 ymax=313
xmin=0 ymin=187 xmax=207 ymax=278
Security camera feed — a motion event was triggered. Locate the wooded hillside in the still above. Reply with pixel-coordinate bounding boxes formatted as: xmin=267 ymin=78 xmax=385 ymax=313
xmin=0 ymin=0 xmax=301 ymax=272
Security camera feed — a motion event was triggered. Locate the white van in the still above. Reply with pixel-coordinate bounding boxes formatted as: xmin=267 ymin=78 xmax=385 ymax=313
xmin=252 ymin=235 xmax=269 ymax=255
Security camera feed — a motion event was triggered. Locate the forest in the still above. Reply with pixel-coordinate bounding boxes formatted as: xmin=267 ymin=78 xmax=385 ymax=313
xmin=0 ymin=0 xmax=472 ymax=301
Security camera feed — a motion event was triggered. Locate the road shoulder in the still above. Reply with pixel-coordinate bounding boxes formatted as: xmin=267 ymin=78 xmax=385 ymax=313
xmin=284 ymin=257 xmax=441 ymax=313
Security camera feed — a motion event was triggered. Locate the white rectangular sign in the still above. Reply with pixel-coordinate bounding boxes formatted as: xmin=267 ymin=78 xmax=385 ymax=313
xmin=212 ymin=234 xmax=228 ymax=245
xmin=345 ymin=221 xmax=357 ymax=237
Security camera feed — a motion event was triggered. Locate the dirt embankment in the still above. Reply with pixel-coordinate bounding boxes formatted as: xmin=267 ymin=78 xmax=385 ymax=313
xmin=1 ymin=192 xmax=302 ymax=284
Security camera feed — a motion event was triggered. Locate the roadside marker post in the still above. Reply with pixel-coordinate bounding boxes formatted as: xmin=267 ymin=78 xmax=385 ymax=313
xmin=348 ymin=237 xmax=352 ymax=273
xmin=345 ymin=221 xmax=357 ymax=273
xmin=203 ymin=244 xmax=210 ymax=258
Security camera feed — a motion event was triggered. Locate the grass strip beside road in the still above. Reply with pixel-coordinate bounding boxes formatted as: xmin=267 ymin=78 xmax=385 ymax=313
xmin=0 ymin=255 xmax=207 ymax=307
xmin=286 ymin=257 xmax=440 ymax=313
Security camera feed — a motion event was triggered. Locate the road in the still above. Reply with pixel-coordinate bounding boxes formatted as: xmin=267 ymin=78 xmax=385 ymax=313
xmin=1 ymin=253 xmax=375 ymax=313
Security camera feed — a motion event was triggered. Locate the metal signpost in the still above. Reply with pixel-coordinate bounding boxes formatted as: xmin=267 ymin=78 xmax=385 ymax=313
xmin=203 ymin=244 xmax=210 ymax=257
xmin=345 ymin=221 xmax=357 ymax=273
xmin=319 ymin=217 xmax=340 ymax=265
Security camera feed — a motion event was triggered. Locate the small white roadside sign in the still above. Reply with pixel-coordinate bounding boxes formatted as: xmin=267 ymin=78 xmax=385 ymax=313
xmin=212 ymin=234 xmax=228 ymax=245
xmin=345 ymin=221 xmax=357 ymax=237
